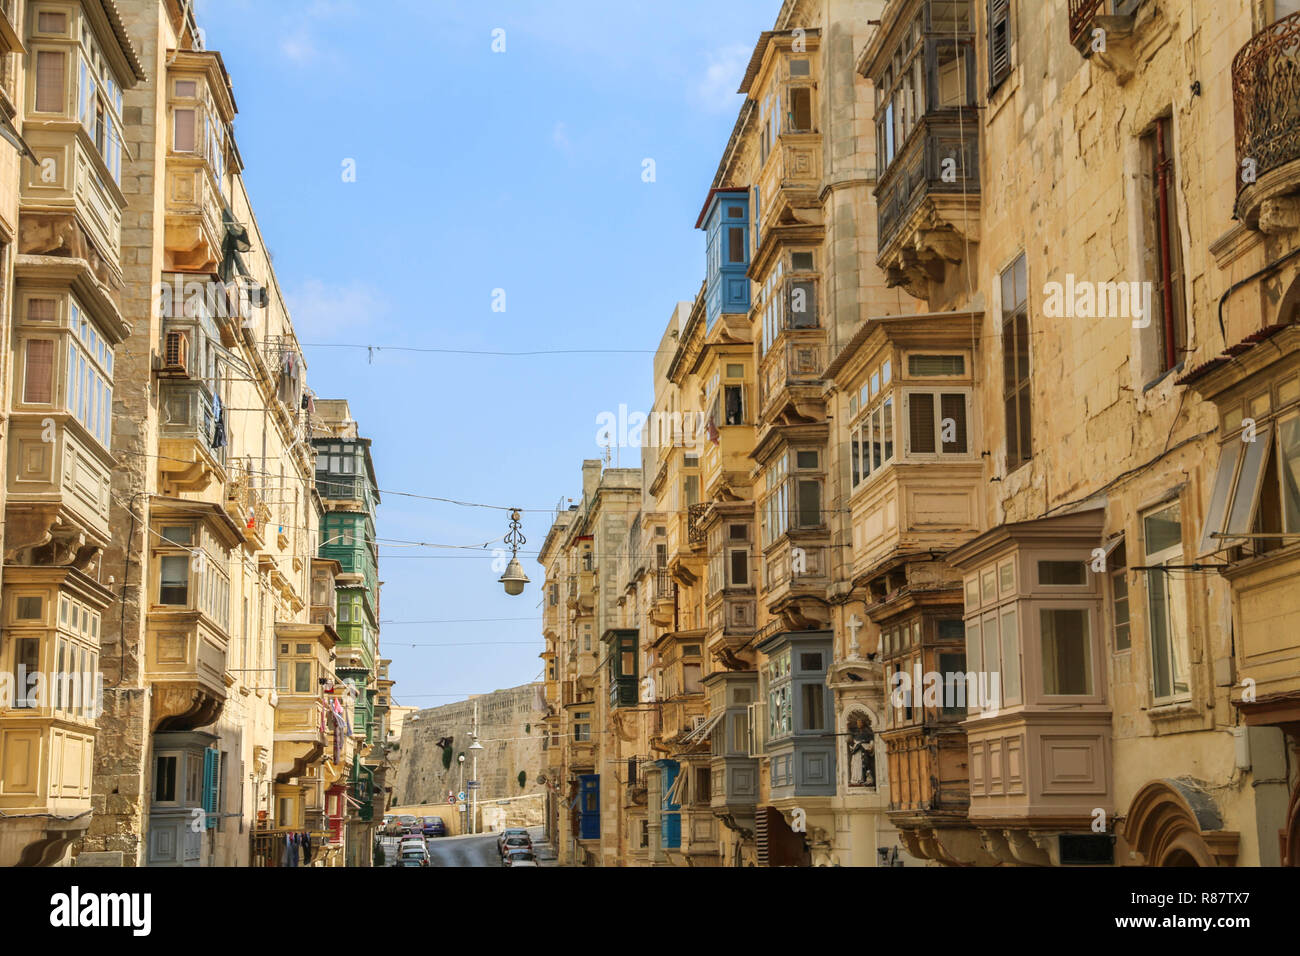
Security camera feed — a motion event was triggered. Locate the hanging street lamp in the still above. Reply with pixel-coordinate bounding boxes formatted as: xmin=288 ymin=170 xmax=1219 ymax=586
xmin=498 ymin=507 xmax=530 ymax=596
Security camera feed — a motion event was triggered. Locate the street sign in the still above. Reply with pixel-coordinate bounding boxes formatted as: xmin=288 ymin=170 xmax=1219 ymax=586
xmin=447 ymin=794 xmax=455 ymax=805
xmin=457 ymin=791 xmax=466 ymax=802
xmin=467 ymin=781 xmax=479 ymax=790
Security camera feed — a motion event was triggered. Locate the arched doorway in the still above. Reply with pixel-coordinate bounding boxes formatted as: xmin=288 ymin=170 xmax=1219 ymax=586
xmin=1121 ymin=779 xmax=1239 ymax=867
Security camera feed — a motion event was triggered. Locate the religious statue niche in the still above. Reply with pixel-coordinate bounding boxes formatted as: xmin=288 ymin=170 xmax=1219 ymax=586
xmin=846 ymin=711 xmax=876 ymax=789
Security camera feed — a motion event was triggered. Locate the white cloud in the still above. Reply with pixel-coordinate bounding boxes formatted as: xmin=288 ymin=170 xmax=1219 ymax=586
xmin=552 ymin=121 xmax=572 ymax=152
xmin=285 ymin=278 xmax=389 ymax=338
xmin=280 ymin=29 xmax=317 ymax=65
xmin=695 ymin=44 xmax=750 ymax=113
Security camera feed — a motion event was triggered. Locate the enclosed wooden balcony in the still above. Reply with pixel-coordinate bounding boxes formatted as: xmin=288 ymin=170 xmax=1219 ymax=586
xmin=758 ymin=338 xmax=825 ymax=425
xmin=159 ymin=378 xmax=227 ymax=493
xmin=704 ymin=671 xmax=759 ymax=822
xmin=1232 ymin=11 xmax=1300 ymax=230
xmin=224 ymin=460 xmax=271 ymax=551
xmin=850 ymin=462 xmax=983 ymax=575
xmin=756 ymin=130 xmax=822 ymax=227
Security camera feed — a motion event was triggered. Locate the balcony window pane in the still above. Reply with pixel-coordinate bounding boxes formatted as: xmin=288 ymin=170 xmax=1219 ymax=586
xmin=175 ymin=108 xmax=196 ymax=152
xmin=23 ymin=340 xmax=54 ymax=403
xmin=294 ymin=662 xmax=311 ymax=694
xmin=13 ymin=638 xmax=39 ymax=708
xmin=982 ymin=612 xmax=999 ymax=705
xmin=796 ymin=479 xmax=820 ymax=527
xmin=882 ymin=397 xmax=894 ymax=461
xmin=35 ymin=51 xmax=65 ymax=112
xmin=154 ymin=755 xmax=177 ymax=802
xmin=1280 ymin=417 xmax=1300 ymax=532
xmin=871 ymin=406 xmax=883 ymax=468
xmin=1000 ymin=608 xmax=1020 ymax=704
xmin=965 ymin=618 xmax=982 ymax=674
xmin=801 ymin=683 xmax=825 ymax=730
xmin=940 ymin=393 xmax=967 ymax=453
xmin=1040 ymin=609 xmax=1093 ymax=696
xmin=727 ymin=226 xmax=745 ymax=263
xmin=909 ymin=392 xmax=935 ymax=453
xmin=1112 ymin=568 xmax=1131 ymax=651
xmin=789 ymin=87 xmax=812 ymax=131
xmin=159 ymin=555 xmax=189 ymax=605
xmin=1038 ymin=560 xmax=1087 ymax=585
xmin=729 ymin=549 xmax=749 ymax=586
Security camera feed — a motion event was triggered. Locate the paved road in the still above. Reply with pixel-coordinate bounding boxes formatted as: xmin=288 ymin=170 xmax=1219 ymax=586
xmin=376 ymin=826 xmax=552 ymax=867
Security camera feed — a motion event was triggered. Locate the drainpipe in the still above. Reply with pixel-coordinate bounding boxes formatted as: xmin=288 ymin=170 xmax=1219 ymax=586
xmin=1155 ymin=120 xmax=1179 ymax=372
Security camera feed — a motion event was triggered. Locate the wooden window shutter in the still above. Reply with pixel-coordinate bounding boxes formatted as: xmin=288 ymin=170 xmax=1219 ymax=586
xmin=988 ymin=0 xmax=1011 ymax=89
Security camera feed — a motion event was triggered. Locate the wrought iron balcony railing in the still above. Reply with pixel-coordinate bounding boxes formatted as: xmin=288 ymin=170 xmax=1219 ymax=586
xmin=1232 ymin=12 xmax=1300 ymax=197
xmin=1068 ymin=0 xmax=1107 ymax=45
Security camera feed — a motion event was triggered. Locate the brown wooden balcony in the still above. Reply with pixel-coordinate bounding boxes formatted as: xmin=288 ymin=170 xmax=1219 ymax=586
xmin=875 ymin=117 xmax=980 ymax=299
xmin=758 ymin=338 xmax=825 ymax=423
xmin=1232 ymin=12 xmax=1300 ymax=229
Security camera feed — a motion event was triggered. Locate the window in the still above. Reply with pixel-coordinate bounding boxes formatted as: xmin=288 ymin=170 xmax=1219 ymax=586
xmin=37 ymin=11 xmax=67 ymax=32
xmin=801 ymin=684 xmax=825 ymax=730
xmin=724 ymin=384 xmax=745 ymax=425
xmin=906 ymin=390 xmax=970 ymax=455
xmin=1144 ymin=501 xmax=1189 ymax=701
xmin=22 ymin=340 xmax=54 ymax=404
xmin=174 ymin=108 xmax=196 ymax=152
xmin=1041 ymin=609 xmax=1093 ymax=696
xmin=159 ymin=555 xmax=189 ymax=605
xmin=789 ymin=87 xmax=812 ymax=131
xmin=294 ymin=661 xmax=312 ymax=694
xmin=851 ymin=395 xmax=896 ymax=488
xmin=35 ymin=50 xmax=65 ymax=112
xmin=1112 ymin=549 xmax=1131 ymax=652
xmin=573 ymin=712 xmax=592 ymax=742
xmin=13 ymin=638 xmax=39 ymax=708
xmin=1001 ymin=254 xmax=1031 ymax=469
xmin=787 ymin=279 xmax=817 ymax=328
xmin=908 ymin=354 xmax=965 ymax=376
xmin=988 ymin=0 xmax=1011 ymax=89
xmin=161 ymin=526 xmax=193 ymax=546
xmin=1038 ymin=561 xmax=1087 ymax=586
xmin=154 ymin=755 xmax=177 ymax=802
xmin=16 ymin=596 xmax=42 ymax=620
xmin=728 ymin=548 xmax=749 ymax=587
xmin=1140 ymin=116 xmax=1186 ymax=375
xmin=796 ymin=479 xmax=821 ymax=527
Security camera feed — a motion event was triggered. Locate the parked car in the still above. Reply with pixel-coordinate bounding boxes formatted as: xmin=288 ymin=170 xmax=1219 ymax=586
xmin=503 ymin=849 xmax=537 ymax=867
xmin=421 ymin=816 xmax=446 ymax=837
xmin=384 ymin=816 xmax=404 ymax=836
xmin=399 ymin=844 xmax=430 ymax=867
xmin=496 ymin=827 xmax=530 ymax=852
xmin=381 ymin=814 xmax=396 ymax=832
xmin=500 ymin=835 xmax=532 ymax=859
xmin=397 ymin=814 xmax=419 ymax=834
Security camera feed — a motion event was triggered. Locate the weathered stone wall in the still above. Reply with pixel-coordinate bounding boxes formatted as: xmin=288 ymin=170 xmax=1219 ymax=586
xmin=394 ymin=684 xmax=546 ymax=809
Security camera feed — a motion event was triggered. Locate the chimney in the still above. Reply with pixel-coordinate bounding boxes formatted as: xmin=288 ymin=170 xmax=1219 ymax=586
xmin=581 ymin=459 xmax=602 ymax=501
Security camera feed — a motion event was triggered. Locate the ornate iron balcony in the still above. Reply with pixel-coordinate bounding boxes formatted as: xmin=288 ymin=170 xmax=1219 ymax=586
xmin=1232 ymin=12 xmax=1300 ymax=197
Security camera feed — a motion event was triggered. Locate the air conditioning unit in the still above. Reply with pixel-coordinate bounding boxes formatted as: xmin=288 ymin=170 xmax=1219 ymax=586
xmin=162 ymin=330 xmax=190 ymax=376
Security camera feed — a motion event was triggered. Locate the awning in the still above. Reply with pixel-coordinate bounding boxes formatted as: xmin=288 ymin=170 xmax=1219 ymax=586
xmin=682 ymin=710 xmax=724 ymax=743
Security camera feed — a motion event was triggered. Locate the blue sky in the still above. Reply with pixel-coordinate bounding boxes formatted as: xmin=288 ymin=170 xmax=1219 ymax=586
xmin=192 ymin=0 xmax=777 ymax=710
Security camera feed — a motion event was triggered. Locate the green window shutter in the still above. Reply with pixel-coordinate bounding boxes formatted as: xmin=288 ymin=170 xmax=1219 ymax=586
xmin=202 ymin=748 xmax=218 ymax=829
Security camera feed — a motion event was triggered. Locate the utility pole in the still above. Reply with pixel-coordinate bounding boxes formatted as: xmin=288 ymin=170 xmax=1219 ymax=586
xmin=471 ymin=700 xmax=479 ymax=835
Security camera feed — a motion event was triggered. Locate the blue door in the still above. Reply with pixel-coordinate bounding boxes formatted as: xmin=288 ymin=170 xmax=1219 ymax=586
xmin=578 ymin=774 xmax=600 ymax=840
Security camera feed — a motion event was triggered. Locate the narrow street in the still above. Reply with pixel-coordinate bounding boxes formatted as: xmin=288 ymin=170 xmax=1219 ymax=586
xmin=376 ymin=827 xmax=552 ymax=868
